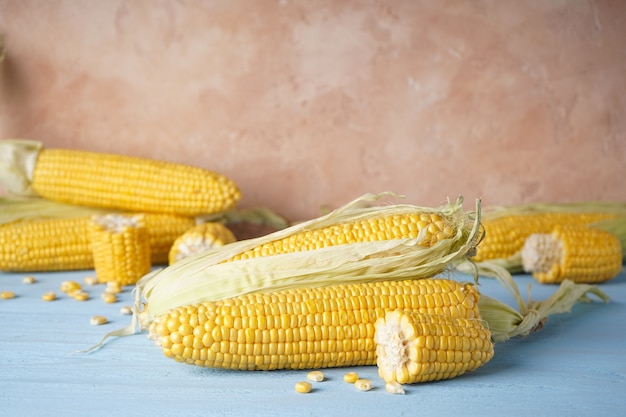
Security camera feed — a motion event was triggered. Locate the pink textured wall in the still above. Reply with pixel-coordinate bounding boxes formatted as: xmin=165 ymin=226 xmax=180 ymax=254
xmin=1 ymin=0 xmax=625 ymax=221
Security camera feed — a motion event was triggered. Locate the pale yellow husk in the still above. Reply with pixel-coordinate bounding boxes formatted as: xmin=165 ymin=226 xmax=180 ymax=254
xmin=135 ymin=193 xmax=482 ymax=328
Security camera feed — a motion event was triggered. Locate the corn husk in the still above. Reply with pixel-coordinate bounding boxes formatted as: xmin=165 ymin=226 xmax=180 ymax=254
xmin=458 ymin=260 xmax=609 ymax=342
xmin=135 ymin=193 xmax=482 ymax=327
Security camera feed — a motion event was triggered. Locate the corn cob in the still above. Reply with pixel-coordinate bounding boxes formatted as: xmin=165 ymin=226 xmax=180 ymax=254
xmin=374 ymin=309 xmax=493 ymax=384
xmin=520 ymin=225 xmax=623 ymax=284
xmin=137 ymin=193 xmax=482 ymax=318
xmin=0 ymin=213 xmax=195 ymax=272
xmin=168 ymin=222 xmax=237 ymax=264
xmin=475 ymin=211 xmax=622 ymax=262
xmin=146 ymin=278 xmax=482 ymax=370
xmin=0 ymin=139 xmax=241 ymax=216
xmin=89 ymin=214 xmax=152 ymax=286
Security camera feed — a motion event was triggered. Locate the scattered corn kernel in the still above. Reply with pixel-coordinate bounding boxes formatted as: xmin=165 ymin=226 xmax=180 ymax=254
xmin=84 ymin=275 xmax=98 ymax=285
xmin=60 ymin=280 xmax=81 ymax=294
xmin=119 ymin=305 xmax=133 ymax=315
xmin=72 ymin=291 xmax=90 ymax=301
xmin=306 ymin=370 xmax=325 ymax=382
xmin=106 ymin=282 xmax=122 ymax=294
xmin=22 ymin=275 xmax=36 ymax=284
xmin=90 ymin=315 xmax=108 ymax=326
xmin=1 ymin=290 xmax=16 ymax=300
xmin=42 ymin=291 xmax=57 ymax=301
xmin=385 ymin=381 xmax=405 ymax=395
xmin=354 ymin=379 xmax=373 ymax=392
xmin=101 ymin=292 xmax=117 ymax=303
xmin=294 ymin=381 xmax=312 ymax=394
xmin=343 ymin=372 xmax=359 ymax=383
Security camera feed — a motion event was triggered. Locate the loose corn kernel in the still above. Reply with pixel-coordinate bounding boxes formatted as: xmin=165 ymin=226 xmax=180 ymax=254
xmin=42 ymin=291 xmax=57 ymax=301
xmin=294 ymin=381 xmax=312 ymax=394
xmin=90 ymin=315 xmax=108 ymax=326
xmin=354 ymin=379 xmax=373 ymax=392
xmin=119 ymin=305 xmax=133 ymax=315
xmin=60 ymin=280 xmax=81 ymax=294
xmin=84 ymin=275 xmax=98 ymax=285
xmin=22 ymin=275 xmax=36 ymax=284
xmin=306 ymin=371 xmax=325 ymax=382
xmin=343 ymin=372 xmax=359 ymax=383
xmin=385 ymin=381 xmax=405 ymax=395
xmin=1 ymin=290 xmax=16 ymax=299
xmin=106 ymin=282 xmax=123 ymax=294
xmin=101 ymin=292 xmax=117 ymax=304
xmin=72 ymin=291 xmax=90 ymax=301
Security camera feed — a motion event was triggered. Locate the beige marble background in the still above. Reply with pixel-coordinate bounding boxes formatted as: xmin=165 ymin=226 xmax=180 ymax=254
xmin=0 ymin=0 xmax=624 ymax=221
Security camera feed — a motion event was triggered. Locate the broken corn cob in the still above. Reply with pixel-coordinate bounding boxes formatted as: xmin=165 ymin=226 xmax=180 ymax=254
xmin=147 ymin=278 xmax=482 ymax=370
xmin=89 ymin=214 xmax=152 ymax=286
xmin=0 ymin=213 xmax=195 ymax=272
xmin=521 ymin=225 xmax=623 ymax=284
xmin=137 ymin=193 xmax=482 ymax=318
xmin=0 ymin=139 xmax=241 ymax=216
xmin=374 ymin=309 xmax=493 ymax=384
xmin=168 ymin=222 xmax=237 ymax=264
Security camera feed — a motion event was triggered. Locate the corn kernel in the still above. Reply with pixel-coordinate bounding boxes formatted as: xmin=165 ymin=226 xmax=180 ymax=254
xmin=90 ymin=315 xmax=108 ymax=325
xmin=101 ymin=292 xmax=117 ymax=303
xmin=354 ymin=379 xmax=373 ymax=391
xmin=73 ymin=291 xmax=90 ymax=301
xmin=42 ymin=291 xmax=57 ymax=301
xmin=84 ymin=275 xmax=98 ymax=285
xmin=119 ymin=305 xmax=133 ymax=315
xmin=343 ymin=372 xmax=359 ymax=383
xmin=294 ymin=381 xmax=312 ymax=394
xmin=106 ymin=282 xmax=122 ymax=294
xmin=306 ymin=370 xmax=325 ymax=382
xmin=22 ymin=275 xmax=36 ymax=284
xmin=385 ymin=381 xmax=405 ymax=395
xmin=60 ymin=280 xmax=81 ymax=294
xmin=1 ymin=290 xmax=16 ymax=300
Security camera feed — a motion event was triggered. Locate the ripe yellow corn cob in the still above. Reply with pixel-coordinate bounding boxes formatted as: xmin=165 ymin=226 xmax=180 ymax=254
xmin=168 ymin=222 xmax=237 ymax=264
xmin=89 ymin=214 xmax=152 ymax=286
xmin=146 ymin=278 xmax=482 ymax=370
xmin=475 ymin=211 xmax=623 ymax=262
xmin=374 ymin=309 xmax=493 ymax=384
xmin=0 ymin=139 xmax=241 ymax=216
xmin=520 ymin=225 xmax=623 ymax=284
xmin=0 ymin=213 xmax=195 ymax=272
xmin=138 ymin=193 xmax=482 ymax=317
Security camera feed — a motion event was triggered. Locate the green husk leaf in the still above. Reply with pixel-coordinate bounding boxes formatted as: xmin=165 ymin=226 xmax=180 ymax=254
xmin=463 ymin=260 xmax=610 ymax=343
xmin=135 ymin=193 xmax=482 ymax=328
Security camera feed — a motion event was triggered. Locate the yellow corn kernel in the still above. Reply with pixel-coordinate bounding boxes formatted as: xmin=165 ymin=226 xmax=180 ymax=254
xmin=1 ymin=290 xmax=16 ymax=299
xmin=42 ymin=291 xmax=57 ymax=301
xmin=475 ymin=211 xmax=622 ymax=262
xmin=354 ymin=379 xmax=373 ymax=391
xmin=0 ymin=213 xmax=195 ymax=272
xmin=385 ymin=381 xmax=406 ymax=395
xmin=72 ymin=291 xmax=90 ymax=301
xmin=22 ymin=275 xmax=36 ymax=284
xmin=101 ymin=292 xmax=118 ymax=304
xmin=90 ymin=315 xmax=108 ymax=326
xmin=147 ymin=278 xmax=481 ymax=371
xmin=89 ymin=214 xmax=151 ymax=287
xmin=24 ymin=143 xmax=241 ymax=216
xmin=374 ymin=310 xmax=494 ymax=385
xmin=61 ymin=280 xmax=82 ymax=294
xmin=306 ymin=371 xmax=325 ymax=382
xmin=343 ymin=372 xmax=359 ymax=383
xmin=294 ymin=381 xmax=312 ymax=394
xmin=168 ymin=222 xmax=237 ymax=264
xmin=120 ymin=305 xmax=133 ymax=315
xmin=521 ymin=225 xmax=623 ymax=284
xmin=84 ymin=275 xmax=98 ymax=285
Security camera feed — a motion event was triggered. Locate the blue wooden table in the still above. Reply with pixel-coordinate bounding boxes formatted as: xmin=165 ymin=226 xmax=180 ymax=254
xmin=1 ymin=268 xmax=624 ymax=417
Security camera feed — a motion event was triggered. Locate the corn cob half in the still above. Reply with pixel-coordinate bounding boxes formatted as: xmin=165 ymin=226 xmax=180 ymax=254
xmin=146 ymin=278 xmax=482 ymax=370
xmin=520 ymin=225 xmax=623 ymax=284
xmin=168 ymin=222 xmax=237 ymax=264
xmin=0 ymin=139 xmax=241 ymax=216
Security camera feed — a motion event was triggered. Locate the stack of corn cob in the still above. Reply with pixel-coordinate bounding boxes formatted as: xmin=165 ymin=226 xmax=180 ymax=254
xmin=0 ymin=139 xmax=243 ymax=284
xmin=85 ymin=192 xmax=609 ymax=392
xmin=472 ymin=202 xmax=626 ymax=284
